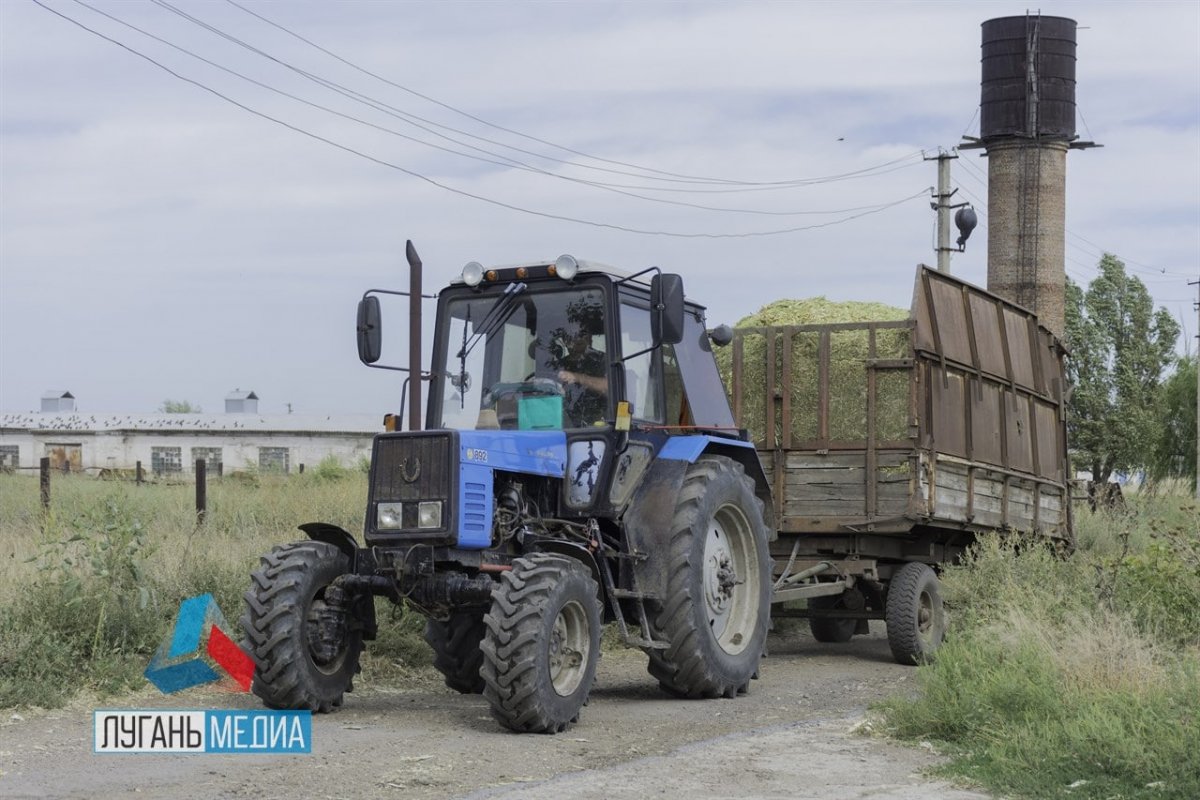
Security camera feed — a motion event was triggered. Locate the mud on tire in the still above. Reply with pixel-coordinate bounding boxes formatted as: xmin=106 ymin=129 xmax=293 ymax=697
xmin=240 ymin=541 xmax=362 ymax=712
xmin=646 ymin=456 xmax=771 ymax=699
xmin=480 ymin=553 xmax=601 ymax=734
xmin=425 ymin=610 xmax=487 ymax=694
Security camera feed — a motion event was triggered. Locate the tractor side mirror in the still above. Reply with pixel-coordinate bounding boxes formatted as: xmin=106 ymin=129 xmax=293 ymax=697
xmin=651 ymin=273 xmax=685 ymax=346
xmin=357 ymin=295 xmax=382 ymax=364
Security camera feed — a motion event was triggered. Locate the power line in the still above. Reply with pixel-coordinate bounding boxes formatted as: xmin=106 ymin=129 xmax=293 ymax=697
xmin=953 ymin=147 xmax=1193 ymax=281
xmin=35 ymin=0 xmax=931 ymax=239
xmin=75 ymin=0 xmax=920 ymax=219
xmin=224 ymin=0 xmax=920 ymax=190
xmin=201 ymin=0 xmax=926 ymax=193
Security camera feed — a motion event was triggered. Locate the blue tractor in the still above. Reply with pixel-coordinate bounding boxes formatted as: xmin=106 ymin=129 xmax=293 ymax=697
xmin=241 ymin=247 xmax=773 ymax=733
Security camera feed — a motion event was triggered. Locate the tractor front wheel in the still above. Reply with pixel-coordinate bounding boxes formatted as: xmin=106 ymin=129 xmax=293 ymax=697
xmin=480 ymin=554 xmax=601 ymax=733
xmin=240 ymin=541 xmax=362 ymax=712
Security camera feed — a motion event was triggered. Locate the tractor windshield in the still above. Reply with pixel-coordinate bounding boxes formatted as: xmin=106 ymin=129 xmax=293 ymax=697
xmin=436 ymin=285 xmax=609 ymax=431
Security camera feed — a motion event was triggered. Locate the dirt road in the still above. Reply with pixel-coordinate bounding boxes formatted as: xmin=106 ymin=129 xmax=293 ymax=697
xmin=1 ymin=624 xmax=988 ymax=799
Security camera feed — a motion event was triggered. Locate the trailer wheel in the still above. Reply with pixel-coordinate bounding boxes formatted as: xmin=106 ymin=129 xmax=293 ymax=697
xmin=807 ymin=594 xmax=856 ymax=643
xmin=241 ymin=541 xmax=362 ymax=712
xmin=647 ymin=456 xmax=771 ymax=698
xmin=885 ymin=562 xmax=945 ymax=664
xmin=425 ymin=611 xmax=487 ymax=694
xmin=480 ymin=554 xmax=601 ymax=733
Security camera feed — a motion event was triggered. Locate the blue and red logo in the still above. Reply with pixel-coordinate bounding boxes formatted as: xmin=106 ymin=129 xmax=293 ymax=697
xmin=144 ymin=594 xmax=255 ymax=694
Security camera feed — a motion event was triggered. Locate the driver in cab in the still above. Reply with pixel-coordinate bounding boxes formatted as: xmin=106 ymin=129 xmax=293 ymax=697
xmin=553 ymin=323 xmax=607 ymax=426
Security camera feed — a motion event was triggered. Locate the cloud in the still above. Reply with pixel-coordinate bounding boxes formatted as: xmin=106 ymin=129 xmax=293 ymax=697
xmin=1 ymin=0 xmax=1196 ymax=414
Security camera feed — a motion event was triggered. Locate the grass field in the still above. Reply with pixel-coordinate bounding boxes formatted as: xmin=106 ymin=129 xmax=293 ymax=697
xmin=0 ymin=468 xmax=429 ymax=708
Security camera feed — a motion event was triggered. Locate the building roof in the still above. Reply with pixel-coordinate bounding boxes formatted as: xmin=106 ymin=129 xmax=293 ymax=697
xmin=225 ymin=390 xmax=259 ymax=401
xmin=0 ymin=412 xmax=384 ymax=435
xmin=41 ymin=390 xmax=75 ymax=400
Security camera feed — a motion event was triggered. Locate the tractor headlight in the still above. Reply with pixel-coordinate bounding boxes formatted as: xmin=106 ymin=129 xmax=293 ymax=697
xmin=553 ymin=254 xmax=579 ymax=281
xmin=376 ymin=502 xmax=403 ymax=530
xmin=417 ymin=501 xmax=443 ymax=529
xmin=461 ymin=261 xmax=484 ymax=287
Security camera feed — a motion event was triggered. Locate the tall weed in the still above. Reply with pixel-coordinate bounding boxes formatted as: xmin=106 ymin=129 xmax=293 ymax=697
xmin=0 ymin=471 xmax=434 ymax=709
xmin=881 ymin=495 xmax=1200 ymax=800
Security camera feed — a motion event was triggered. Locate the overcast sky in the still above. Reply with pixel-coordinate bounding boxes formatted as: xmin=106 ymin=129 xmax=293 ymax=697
xmin=2 ymin=0 xmax=1197 ymax=416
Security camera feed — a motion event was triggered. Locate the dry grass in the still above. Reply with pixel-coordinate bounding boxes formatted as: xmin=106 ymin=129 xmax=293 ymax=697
xmin=0 ymin=470 xmax=431 ymax=708
xmin=879 ymin=494 xmax=1200 ymax=800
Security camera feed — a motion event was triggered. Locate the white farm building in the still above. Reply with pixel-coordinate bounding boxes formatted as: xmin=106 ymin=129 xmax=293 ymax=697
xmin=0 ymin=410 xmax=383 ymax=476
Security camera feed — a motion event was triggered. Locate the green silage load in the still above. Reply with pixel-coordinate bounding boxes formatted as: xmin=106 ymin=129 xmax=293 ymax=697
xmin=717 ymin=298 xmax=910 ymax=446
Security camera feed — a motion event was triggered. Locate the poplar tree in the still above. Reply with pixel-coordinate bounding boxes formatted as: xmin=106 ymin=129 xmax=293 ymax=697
xmin=1064 ymin=255 xmax=1180 ymax=484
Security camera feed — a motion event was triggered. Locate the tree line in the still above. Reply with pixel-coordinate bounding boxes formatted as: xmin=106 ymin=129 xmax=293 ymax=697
xmin=1066 ymin=254 xmax=1196 ymax=491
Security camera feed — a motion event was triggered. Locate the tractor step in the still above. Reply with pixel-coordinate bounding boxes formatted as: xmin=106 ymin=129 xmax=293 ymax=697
xmin=597 ymin=553 xmax=671 ymax=650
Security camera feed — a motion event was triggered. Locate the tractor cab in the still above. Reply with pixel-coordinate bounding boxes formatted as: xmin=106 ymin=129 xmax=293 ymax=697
xmin=425 ymin=255 xmax=736 ymax=437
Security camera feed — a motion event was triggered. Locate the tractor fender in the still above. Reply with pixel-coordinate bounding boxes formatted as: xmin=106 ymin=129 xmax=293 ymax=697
xmin=657 ymin=437 xmax=774 ymax=532
xmin=297 ymin=522 xmax=378 ymax=641
xmin=621 ymin=437 xmax=775 ymax=601
xmin=531 ymin=539 xmax=603 ymax=598
xmin=298 ymin=522 xmax=360 ymax=571
xmin=619 ymin=458 xmax=689 ymax=602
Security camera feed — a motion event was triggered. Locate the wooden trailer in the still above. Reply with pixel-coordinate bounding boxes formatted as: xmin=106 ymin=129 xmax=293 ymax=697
xmin=728 ymin=266 xmax=1072 ymax=663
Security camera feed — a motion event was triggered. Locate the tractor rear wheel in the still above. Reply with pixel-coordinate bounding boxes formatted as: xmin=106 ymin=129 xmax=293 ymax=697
xmin=646 ymin=456 xmax=771 ymax=698
xmin=425 ymin=610 xmax=487 ymax=694
xmin=480 ymin=554 xmax=601 ymax=733
xmin=240 ymin=541 xmax=362 ymax=712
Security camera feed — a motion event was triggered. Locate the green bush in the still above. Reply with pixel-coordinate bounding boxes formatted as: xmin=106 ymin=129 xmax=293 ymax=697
xmin=880 ymin=508 xmax=1200 ymax=800
xmin=0 ymin=472 xmax=383 ymax=709
xmin=0 ymin=498 xmax=163 ymax=706
xmin=307 ymin=454 xmax=351 ymax=482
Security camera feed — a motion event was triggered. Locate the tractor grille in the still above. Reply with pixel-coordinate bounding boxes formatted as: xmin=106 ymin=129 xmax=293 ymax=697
xmin=370 ymin=432 xmax=454 ymax=505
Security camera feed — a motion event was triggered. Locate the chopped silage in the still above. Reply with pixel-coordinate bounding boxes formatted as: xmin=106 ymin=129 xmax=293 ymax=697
xmin=716 ymin=297 xmax=910 ymax=446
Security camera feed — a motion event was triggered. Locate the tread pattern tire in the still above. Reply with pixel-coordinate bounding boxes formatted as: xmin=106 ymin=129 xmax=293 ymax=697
xmin=808 ymin=595 xmax=856 ymax=643
xmin=885 ymin=562 xmax=945 ymax=665
xmin=646 ymin=456 xmax=771 ymax=699
xmin=425 ymin=611 xmax=487 ymax=694
xmin=480 ymin=553 xmax=601 ymax=734
xmin=240 ymin=541 xmax=362 ymax=712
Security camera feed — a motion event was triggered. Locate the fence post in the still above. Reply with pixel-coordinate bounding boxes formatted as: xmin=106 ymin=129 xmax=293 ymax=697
xmin=40 ymin=457 xmax=50 ymax=511
xmin=196 ymin=459 xmax=207 ymax=525
xmin=136 ymin=460 xmax=144 ymax=485
xmin=299 ymin=463 xmax=305 ymax=475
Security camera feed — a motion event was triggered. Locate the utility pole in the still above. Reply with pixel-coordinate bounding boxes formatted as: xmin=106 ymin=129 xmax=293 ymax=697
xmin=927 ymin=149 xmax=960 ymax=273
xmin=1192 ymin=278 xmax=1199 ymax=500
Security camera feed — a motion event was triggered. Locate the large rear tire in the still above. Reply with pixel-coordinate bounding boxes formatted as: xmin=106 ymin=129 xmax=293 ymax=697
xmin=885 ymin=562 xmax=945 ymax=664
xmin=240 ymin=541 xmax=362 ymax=712
xmin=480 ymin=554 xmax=601 ymax=733
xmin=425 ymin=611 xmax=487 ymax=694
xmin=646 ymin=456 xmax=771 ymax=698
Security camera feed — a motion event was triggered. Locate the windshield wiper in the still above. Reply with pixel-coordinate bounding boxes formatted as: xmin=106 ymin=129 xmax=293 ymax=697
xmin=453 ymin=282 xmax=527 ymax=412
xmin=457 ymin=282 xmax=527 ymax=361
